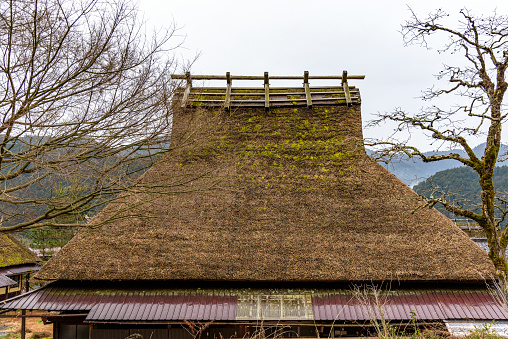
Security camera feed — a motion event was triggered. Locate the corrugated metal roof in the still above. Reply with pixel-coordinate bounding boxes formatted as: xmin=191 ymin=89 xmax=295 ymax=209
xmin=0 ymin=264 xmax=40 ymax=275
xmin=0 ymin=274 xmax=17 ymax=288
xmin=2 ymin=286 xmax=507 ymax=322
xmin=1 ymin=285 xmax=98 ymax=311
xmin=1 ymin=286 xmax=237 ymax=321
xmin=312 ymin=290 xmax=508 ymax=321
xmin=86 ymin=293 xmax=237 ymax=321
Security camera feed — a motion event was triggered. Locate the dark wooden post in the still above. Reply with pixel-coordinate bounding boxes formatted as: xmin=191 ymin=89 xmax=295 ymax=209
xmin=264 ymin=72 xmax=270 ymax=111
xmin=21 ymin=310 xmax=26 ymax=339
xmin=24 ymin=273 xmax=30 ymax=292
xmin=238 ymin=325 xmax=247 ymax=337
xmin=181 ymin=71 xmax=192 ymax=108
xmin=225 ymin=72 xmax=231 ymax=110
xmin=53 ymin=322 xmax=58 ymax=339
xmin=303 ymin=71 xmax=312 ymax=108
xmin=342 ymin=70 xmax=352 ymax=106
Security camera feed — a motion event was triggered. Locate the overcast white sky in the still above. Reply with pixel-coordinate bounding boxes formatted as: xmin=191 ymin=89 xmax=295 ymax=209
xmin=138 ymin=0 xmax=508 ymax=151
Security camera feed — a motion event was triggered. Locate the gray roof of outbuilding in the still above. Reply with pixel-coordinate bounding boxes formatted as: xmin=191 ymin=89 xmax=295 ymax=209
xmin=0 ymin=274 xmax=16 ymax=288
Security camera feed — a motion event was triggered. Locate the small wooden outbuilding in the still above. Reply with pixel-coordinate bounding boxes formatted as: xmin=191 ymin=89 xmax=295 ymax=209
xmin=0 ymin=234 xmax=40 ymax=301
xmin=1 ymin=72 xmax=505 ymax=339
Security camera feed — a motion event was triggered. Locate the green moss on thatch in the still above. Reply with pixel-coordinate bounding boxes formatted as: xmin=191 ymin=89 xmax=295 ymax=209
xmin=34 ymin=104 xmax=495 ymax=283
xmin=0 ymin=234 xmax=39 ymax=268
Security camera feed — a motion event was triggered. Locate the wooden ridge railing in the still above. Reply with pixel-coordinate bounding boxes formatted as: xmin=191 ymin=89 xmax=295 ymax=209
xmin=171 ymin=71 xmax=365 ymax=110
xmin=453 ymin=218 xmax=483 ymax=231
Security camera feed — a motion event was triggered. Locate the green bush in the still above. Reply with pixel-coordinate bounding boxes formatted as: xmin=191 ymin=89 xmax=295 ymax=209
xmin=466 ymin=323 xmax=503 ymax=339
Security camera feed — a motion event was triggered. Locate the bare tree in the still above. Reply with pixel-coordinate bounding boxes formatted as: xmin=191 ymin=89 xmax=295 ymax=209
xmin=0 ymin=0 xmax=182 ymax=233
xmin=368 ymin=9 xmax=508 ymax=286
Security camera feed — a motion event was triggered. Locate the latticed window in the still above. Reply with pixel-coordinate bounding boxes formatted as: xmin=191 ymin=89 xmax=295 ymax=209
xmin=236 ymin=293 xmax=313 ymax=320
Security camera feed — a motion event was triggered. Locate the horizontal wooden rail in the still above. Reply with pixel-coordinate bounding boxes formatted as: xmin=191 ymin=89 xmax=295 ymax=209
xmin=171 ymin=74 xmax=366 ymax=80
xmin=452 ymin=218 xmax=485 ymax=232
xmin=185 ymin=90 xmax=358 ymax=96
xmin=183 ymin=86 xmax=360 ymax=91
xmin=173 ymin=71 xmax=364 ymax=109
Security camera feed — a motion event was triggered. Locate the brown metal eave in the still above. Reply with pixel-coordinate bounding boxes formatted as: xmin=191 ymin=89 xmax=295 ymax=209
xmin=311 ymin=289 xmax=508 ymax=321
xmin=82 ymin=320 xmax=443 ymax=328
xmin=4 ymin=286 xmax=507 ymax=322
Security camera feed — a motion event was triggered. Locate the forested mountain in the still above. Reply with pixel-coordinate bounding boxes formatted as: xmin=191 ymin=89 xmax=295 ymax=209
xmin=413 ymin=166 xmax=508 ymax=219
xmin=1 ymin=135 xmax=159 ymax=252
xmin=367 ymin=143 xmax=508 ymax=186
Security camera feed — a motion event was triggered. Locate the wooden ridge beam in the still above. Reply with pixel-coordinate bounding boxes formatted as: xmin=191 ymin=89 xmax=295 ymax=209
xmin=188 ymin=95 xmax=360 ymax=103
xmin=173 ymin=71 xmax=364 ymax=108
xmin=171 ymin=74 xmax=366 ymax=80
xmin=180 ymin=86 xmax=359 ymax=91
xmin=194 ymin=97 xmax=359 ymax=103
xmin=185 ymin=90 xmax=358 ymax=97
xmin=186 ymin=89 xmax=358 ymax=96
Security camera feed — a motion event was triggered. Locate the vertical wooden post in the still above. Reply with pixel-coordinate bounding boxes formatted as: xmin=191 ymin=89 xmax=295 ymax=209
xmin=239 ymin=325 xmax=247 ymax=338
xmin=303 ymin=71 xmax=312 ymax=109
xmin=24 ymin=273 xmax=30 ymax=292
xmin=21 ymin=310 xmax=26 ymax=339
xmin=89 ymin=323 xmax=93 ymax=339
xmin=224 ymin=72 xmax=231 ymax=110
xmin=279 ymin=295 xmax=284 ymax=319
xmin=264 ymin=72 xmax=270 ymax=111
xmin=181 ymin=71 xmax=192 ymax=108
xmin=342 ymin=70 xmax=352 ymax=106
xmin=257 ymin=295 xmax=261 ymax=319
xmin=53 ymin=322 xmax=59 ymax=339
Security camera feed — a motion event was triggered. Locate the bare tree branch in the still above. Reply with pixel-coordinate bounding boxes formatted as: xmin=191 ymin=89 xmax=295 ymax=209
xmin=369 ymin=7 xmax=508 ymax=287
xmin=0 ymin=0 xmax=197 ymax=233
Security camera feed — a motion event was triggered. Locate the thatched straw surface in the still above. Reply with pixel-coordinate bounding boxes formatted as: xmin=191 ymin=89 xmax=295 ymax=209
xmin=0 ymin=234 xmax=39 ymax=268
xmin=35 ymin=105 xmax=495 ymax=283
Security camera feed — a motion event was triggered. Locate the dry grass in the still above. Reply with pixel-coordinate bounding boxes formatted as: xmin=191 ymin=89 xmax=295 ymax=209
xmin=34 ymin=105 xmax=495 ymax=284
xmin=352 ymin=284 xmax=392 ymax=339
xmin=353 ymin=284 xmax=508 ymax=339
xmin=0 ymin=312 xmax=52 ymax=339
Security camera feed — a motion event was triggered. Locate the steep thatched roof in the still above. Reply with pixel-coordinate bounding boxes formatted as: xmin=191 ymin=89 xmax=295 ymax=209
xmin=0 ymin=234 xmax=39 ymax=268
xmin=34 ymin=104 xmax=495 ymax=283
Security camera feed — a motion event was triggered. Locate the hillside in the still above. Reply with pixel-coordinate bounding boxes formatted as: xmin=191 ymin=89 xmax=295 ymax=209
xmin=368 ymin=143 xmax=508 ymax=186
xmin=413 ymin=165 xmax=508 ymax=220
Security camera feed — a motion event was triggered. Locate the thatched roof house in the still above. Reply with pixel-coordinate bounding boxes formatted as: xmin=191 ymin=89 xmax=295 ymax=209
xmin=1 ymin=72 xmax=506 ymax=338
xmin=0 ymin=234 xmax=39 ymax=300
